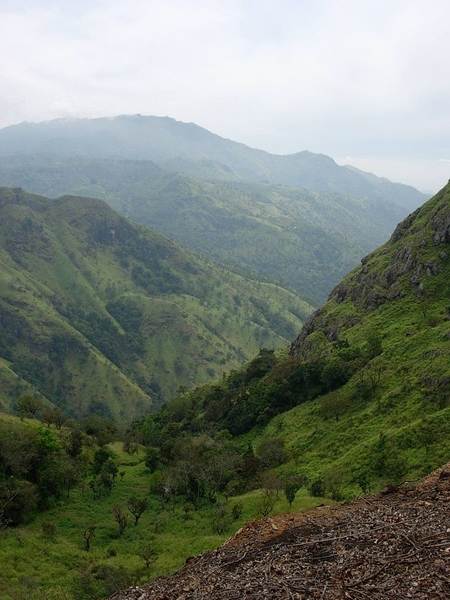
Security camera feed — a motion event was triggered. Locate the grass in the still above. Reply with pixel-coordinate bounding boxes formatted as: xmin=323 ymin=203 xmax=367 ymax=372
xmin=0 ymin=435 xmax=330 ymax=600
xmin=0 ymin=188 xmax=314 ymax=419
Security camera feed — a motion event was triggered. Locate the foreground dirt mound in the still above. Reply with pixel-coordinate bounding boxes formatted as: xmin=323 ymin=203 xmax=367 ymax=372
xmin=111 ymin=464 xmax=450 ymax=599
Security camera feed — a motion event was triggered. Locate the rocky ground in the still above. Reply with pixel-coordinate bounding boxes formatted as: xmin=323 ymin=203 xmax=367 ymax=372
xmin=110 ymin=465 xmax=450 ymax=599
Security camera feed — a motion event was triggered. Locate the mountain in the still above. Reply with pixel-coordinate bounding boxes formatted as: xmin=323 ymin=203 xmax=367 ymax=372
xmin=0 ymin=115 xmax=428 ymax=211
xmin=145 ymin=181 xmax=450 ymax=490
xmin=0 ymin=153 xmax=415 ymax=305
xmin=1 ymin=183 xmax=449 ymax=600
xmin=101 ymin=182 xmax=450 ymax=598
xmin=0 ymin=187 xmax=313 ymax=421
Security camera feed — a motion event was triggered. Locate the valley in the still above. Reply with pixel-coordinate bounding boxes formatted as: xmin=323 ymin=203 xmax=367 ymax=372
xmin=0 ymin=117 xmax=448 ymax=600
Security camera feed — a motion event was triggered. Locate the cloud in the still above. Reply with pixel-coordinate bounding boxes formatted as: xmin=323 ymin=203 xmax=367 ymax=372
xmin=0 ymin=0 xmax=449 ymax=191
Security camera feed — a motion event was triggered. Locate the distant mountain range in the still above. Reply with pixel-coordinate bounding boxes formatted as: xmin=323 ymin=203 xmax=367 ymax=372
xmin=0 ymin=115 xmax=429 ymax=305
xmin=0 ymin=187 xmax=312 ymax=420
xmin=0 ymin=115 xmax=427 ymax=210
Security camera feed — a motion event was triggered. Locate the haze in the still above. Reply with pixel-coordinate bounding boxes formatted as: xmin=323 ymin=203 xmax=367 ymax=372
xmin=1 ymin=0 xmax=449 ymax=193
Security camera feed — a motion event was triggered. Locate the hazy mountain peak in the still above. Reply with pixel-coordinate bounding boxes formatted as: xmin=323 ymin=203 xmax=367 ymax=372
xmin=0 ymin=115 xmax=428 ymax=212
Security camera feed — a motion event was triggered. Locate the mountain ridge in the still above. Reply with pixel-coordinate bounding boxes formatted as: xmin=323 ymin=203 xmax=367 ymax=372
xmin=0 ymin=115 xmax=428 ymax=211
xmin=0 ymin=153 xmax=417 ymax=305
xmin=0 ymin=186 xmax=313 ymax=420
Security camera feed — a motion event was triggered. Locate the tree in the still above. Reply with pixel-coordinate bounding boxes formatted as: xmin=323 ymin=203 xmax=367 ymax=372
xmin=365 ymin=331 xmax=383 ymax=360
xmin=308 ymin=477 xmax=325 ymax=498
xmin=352 ymin=468 xmax=372 ymax=494
xmin=256 ymin=437 xmax=287 ymax=469
xmin=321 ymin=390 xmax=349 ymax=422
xmin=49 ymin=408 xmax=67 ymax=429
xmin=256 ymin=492 xmax=276 ymax=517
xmin=283 ymin=475 xmax=306 ymax=507
xmin=356 ymin=359 xmax=386 ymax=401
xmin=284 ymin=482 xmax=297 ymax=507
xmin=17 ymin=395 xmax=43 ymax=419
xmin=127 ymin=495 xmax=149 ymax=526
xmin=210 ymin=502 xmax=232 ymax=534
xmin=0 ymin=480 xmax=38 ymax=526
xmin=365 ymin=360 xmax=385 ymax=395
xmin=39 ymin=406 xmax=69 ymax=429
xmin=260 ymin=470 xmax=283 ymax=498
xmin=144 ymin=446 xmax=161 ymax=473
xmin=66 ymin=428 xmax=84 ymax=458
xmin=324 ymin=466 xmax=345 ymax=501
xmin=103 ymin=457 xmax=119 ymax=481
xmin=139 ymin=544 xmax=158 ymax=578
xmin=83 ymin=525 xmax=96 ymax=551
xmin=112 ymin=505 xmax=128 ymax=536
xmin=92 ymin=447 xmax=114 ymax=474
xmin=321 ymin=358 xmax=349 ymax=392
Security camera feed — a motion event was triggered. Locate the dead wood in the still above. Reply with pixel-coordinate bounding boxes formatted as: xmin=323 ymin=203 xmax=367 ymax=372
xmin=110 ymin=463 xmax=450 ymax=599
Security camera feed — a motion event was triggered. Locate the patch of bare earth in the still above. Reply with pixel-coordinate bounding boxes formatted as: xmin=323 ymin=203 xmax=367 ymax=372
xmin=110 ymin=464 xmax=450 ymax=599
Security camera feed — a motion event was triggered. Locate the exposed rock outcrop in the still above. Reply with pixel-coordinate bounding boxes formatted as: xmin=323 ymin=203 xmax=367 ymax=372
xmin=290 ymin=183 xmax=450 ymax=357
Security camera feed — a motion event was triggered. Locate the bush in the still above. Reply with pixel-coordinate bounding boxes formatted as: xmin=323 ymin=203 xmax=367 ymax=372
xmin=308 ymin=478 xmax=325 ymax=498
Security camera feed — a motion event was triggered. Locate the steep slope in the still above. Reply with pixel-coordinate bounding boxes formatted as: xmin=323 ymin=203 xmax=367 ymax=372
xmin=110 ymin=463 xmax=450 ymax=600
xmin=0 ymin=187 xmax=313 ymax=420
xmin=279 ymin=181 xmax=450 ymax=481
xmin=0 ymin=155 xmax=409 ymax=304
xmin=0 ymin=115 xmax=427 ymax=209
xmin=151 ymin=182 xmax=450 ymax=492
xmin=104 ymin=183 xmax=450 ymax=600
xmin=291 ymin=180 xmax=450 ymax=355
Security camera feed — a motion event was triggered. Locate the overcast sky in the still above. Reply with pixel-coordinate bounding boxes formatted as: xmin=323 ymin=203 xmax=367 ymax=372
xmin=1 ymin=0 xmax=449 ymax=192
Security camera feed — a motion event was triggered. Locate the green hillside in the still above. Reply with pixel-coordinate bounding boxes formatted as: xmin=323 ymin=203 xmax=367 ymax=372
xmin=0 ymin=187 xmax=313 ymax=421
xmin=0 ymin=155 xmax=410 ymax=304
xmin=137 ymin=181 xmax=450 ymax=498
xmin=0 ymin=184 xmax=448 ymax=600
xmin=0 ymin=413 xmax=329 ymax=600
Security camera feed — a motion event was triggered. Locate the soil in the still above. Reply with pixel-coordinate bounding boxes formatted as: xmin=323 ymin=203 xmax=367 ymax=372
xmin=110 ymin=464 xmax=450 ymax=599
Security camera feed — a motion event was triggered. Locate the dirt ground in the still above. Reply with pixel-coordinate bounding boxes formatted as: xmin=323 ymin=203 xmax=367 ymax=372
xmin=110 ymin=464 xmax=450 ymax=599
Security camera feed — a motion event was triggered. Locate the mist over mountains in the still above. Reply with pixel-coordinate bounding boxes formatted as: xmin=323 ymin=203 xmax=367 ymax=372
xmin=0 ymin=115 xmax=427 ymax=209
xmin=0 ymin=115 xmax=429 ymax=306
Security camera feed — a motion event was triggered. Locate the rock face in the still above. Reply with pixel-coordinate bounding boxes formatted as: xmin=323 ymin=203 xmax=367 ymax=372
xmin=110 ymin=464 xmax=450 ymax=600
xmin=290 ymin=183 xmax=450 ymax=356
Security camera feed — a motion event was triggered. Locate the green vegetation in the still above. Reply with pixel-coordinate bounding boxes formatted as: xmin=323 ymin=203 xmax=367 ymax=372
xmin=0 ymin=107 xmax=428 ymax=306
xmin=129 ymin=181 xmax=450 ymax=502
xmin=0 ymin=187 xmax=313 ymax=418
xmin=0 ymin=413 xmax=329 ymax=600
xmin=0 ymin=115 xmax=426 ymax=210
xmin=0 ymin=183 xmax=449 ymax=599
xmin=0 ymin=155 xmax=412 ymax=305
xmin=0 ymin=121 xmax=446 ymax=600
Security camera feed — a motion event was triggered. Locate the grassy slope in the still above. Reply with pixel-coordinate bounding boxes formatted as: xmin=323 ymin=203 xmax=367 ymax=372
xmin=0 ymin=156 xmax=409 ymax=305
xmin=0 ymin=187 xmax=313 ymax=420
xmin=1 ymin=186 xmax=448 ymax=599
xmin=154 ymin=182 xmax=450 ymax=500
xmin=0 ymin=416 xmax=330 ymax=600
xmin=265 ymin=183 xmax=450 ymax=492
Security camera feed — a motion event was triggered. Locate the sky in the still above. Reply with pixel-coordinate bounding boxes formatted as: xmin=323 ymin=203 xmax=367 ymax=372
xmin=1 ymin=0 xmax=449 ymax=193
